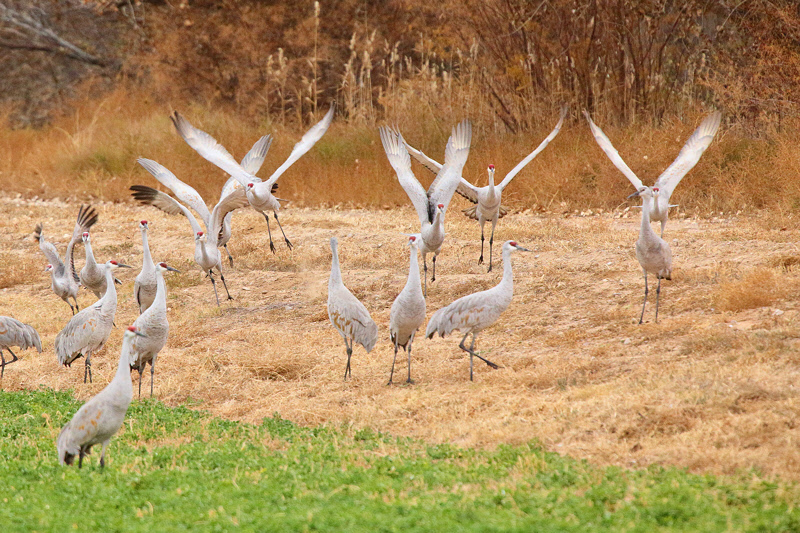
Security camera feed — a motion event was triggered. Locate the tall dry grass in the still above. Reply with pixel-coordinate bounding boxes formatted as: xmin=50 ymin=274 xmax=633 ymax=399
xmin=2 ymin=82 xmax=800 ymax=218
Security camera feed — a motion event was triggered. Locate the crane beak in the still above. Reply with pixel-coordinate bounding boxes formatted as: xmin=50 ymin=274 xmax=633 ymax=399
xmin=116 ymin=263 xmax=133 ymax=268
xmin=165 ymin=265 xmax=180 ymax=273
xmin=628 ymin=189 xmax=643 ymax=199
xmin=133 ymin=330 xmax=147 ymax=337
xmin=514 ymin=245 xmax=531 ymax=252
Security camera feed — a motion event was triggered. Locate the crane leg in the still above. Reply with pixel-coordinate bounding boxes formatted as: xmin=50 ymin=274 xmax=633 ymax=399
xmin=344 ymin=338 xmax=353 ymax=381
xmin=274 ymin=212 xmax=293 ymax=251
xmin=84 ymin=354 xmax=93 ymax=384
xmin=67 ymin=300 xmax=76 ymax=315
xmin=459 ymin=333 xmax=499 ymax=381
xmin=78 ymin=448 xmax=85 ymax=469
xmin=224 ymin=244 xmax=234 ymax=267
xmin=660 ymin=219 xmax=666 ymax=238
xmin=407 ymin=333 xmax=415 ymax=384
xmin=208 ymin=270 xmax=221 ymax=307
xmin=431 ymin=255 xmax=437 ymax=283
xmin=150 ymin=356 xmax=157 ymax=398
xmin=263 ymin=213 xmax=277 ymax=253
xmin=1 ymin=348 xmax=19 ymax=378
xmin=100 ymin=442 xmax=108 ymax=468
xmin=388 ymin=339 xmax=399 ymax=385
xmin=218 ymin=270 xmax=234 ymax=301
xmin=655 ymin=278 xmax=662 ymax=323
xmin=487 ymin=218 xmax=497 ymax=273
xmin=74 ymin=297 xmax=80 ymax=313
xmin=478 ymin=221 xmax=485 ymax=265
xmin=137 ymin=365 xmax=144 ymax=399
xmin=423 ymin=257 xmax=428 ymax=298
xmin=639 ymin=271 xmax=649 ymax=324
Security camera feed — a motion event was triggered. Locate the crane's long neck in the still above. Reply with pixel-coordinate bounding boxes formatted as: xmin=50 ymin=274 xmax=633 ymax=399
xmin=100 ymin=267 xmax=118 ymax=314
xmin=329 ymin=242 xmax=342 ymax=286
xmin=423 ymin=208 xmax=445 ymax=244
xmin=112 ymin=334 xmax=134 ymax=399
xmin=154 ymin=268 xmax=167 ymax=311
xmin=84 ymin=240 xmax=97 ymax=267
xmin=141 ymin=228 xmax=154 ymax=268
xmin=639 ymin=194 xmax=659 ymax=243
xmin=406 ymin=245 xmax=422 ymax=296
xmin=500 ymin=246 xmax=515 ymax=292
xmin=487 ymin=170 xmax=497 ymax=198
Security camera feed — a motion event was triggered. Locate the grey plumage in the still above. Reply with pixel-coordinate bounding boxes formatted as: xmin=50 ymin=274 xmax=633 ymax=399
xmin=134 ymin=220 xmax=157 ymax=314
xmin=388 ymin=236 xmax=426 ymax=385
xmin=327 ymin=237 xmax=378 ymax=381
xmin=35 ymin=205 xmax=97 ymax=314
xmin=57 ymin=326 xmax=145 ymax=468
xmin=426 ymin=240 xmax=529 ymax=381
xmin=0 ymin=316 xmax=42 ymax=377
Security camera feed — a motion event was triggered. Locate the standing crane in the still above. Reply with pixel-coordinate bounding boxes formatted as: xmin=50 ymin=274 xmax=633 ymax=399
xmin=426 ymin=240 xmax=529 ymax=381
xmin=34 ymin=205 xmax=97 ymax=314
xmin=405 ymin=106 xmax=566 ymax=271
xmin=583 ymin=110 xmax=721 ymax=235
xmin=170 ymin=105 xmax=335 ymax=253
xmin=629 ymin=186 xmax=673 ymax=323
xmin=0 ymin=316 xmax=42 ymax=378
xmin=379 ymin=120 xmax=472 ymax=296
xmin=388 ymin=235 xmax=426 ymax=385
xmin=131 ymin=159 xmax=249 ymax=305
xmin=55 ymin=260 xmax=131 ymax=383
xmin=134 ymin=220 xmax=157 ymax=314
xmin=130 ymin=261 xmax=179 ymax=398
xmin=327 ymin=237 xmax=378 ymax=381
xmin=57 ymin=325 xmax=146 ymax=468
xmin=80 ymin=231 xmax=122 ymax=299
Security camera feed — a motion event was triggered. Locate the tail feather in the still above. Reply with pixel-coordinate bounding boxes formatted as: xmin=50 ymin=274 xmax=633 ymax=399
xmin=462 ymin=205 xmax=478 ymax=220
xmin=34 ymin=223 xmax=43 ymax=243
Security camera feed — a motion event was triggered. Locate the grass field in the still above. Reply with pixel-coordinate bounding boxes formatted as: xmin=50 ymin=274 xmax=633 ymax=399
xmin=2 ymin=388 xmax=798 ymax=531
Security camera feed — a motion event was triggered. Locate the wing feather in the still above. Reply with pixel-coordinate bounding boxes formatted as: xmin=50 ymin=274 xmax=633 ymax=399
xmin=379 ymin=126 xmax=429 ymax=226
xmin=429 ymin=119 xmax=473 ymax=218
xmin=208 ymin=188 xmax=250 ymax=246
xmin=136 ymin=158 xmax=211 ymax=225
xmin=264 ymin=105 xmax=335 ymax=188
xmin=583 ymin=110 xmax=644 ymax=190
xmin=129 ymin=185 xmax=203 ymax=237
xmin=653 ymin=111 xmax=722 ymax=200
xmin=499 ymin=105 xmax=567 ymax=190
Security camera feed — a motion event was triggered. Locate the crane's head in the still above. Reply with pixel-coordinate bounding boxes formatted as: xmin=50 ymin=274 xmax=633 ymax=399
xmin=81 ymin=232 xmax=90 ymax=243
xmin=107 ymin=259 xmax=132 ymax=270
xmin=125 ymin=325 xmax=147 ymax=338
xmin=247 ymin=183 xmax=255 ymax=190
xmin=488 ymin=164 xmax=495 ymax=172
xmin=195 ymin=231 xmax=206 ymax=242
xmin=157 ymin=261 xmax=180 ymax=273
xmin=627 ymin=186 xmax=651 ymax=200
xmin=139 ymin=220 xmax=148 ymax=230
xmin=507 ymin=240 xmax=531 ymax=253
xmin=437 ymin=203 xmax=444 ymax=210
xmin=44 ymin=264 xmax=53 ymax=273
xmin=407 ymin=235 xmax=419 ymax=248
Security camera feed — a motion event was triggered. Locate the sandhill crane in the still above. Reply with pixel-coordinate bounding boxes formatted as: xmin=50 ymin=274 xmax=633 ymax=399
xmin=405 ymin=107 xmax=566 ymax=271
xmin=388 ymin=235 xmax=426 ymax=385
xmin=130 ymin=262 xmax=179 ymax=398
xmin=426 ymin=240 xmax=529 ymax=381
xmin=584 ymin=110 xmax=721 ymax=235
xmin=57 ymin=325 xmax=146 ymax=468
xmin=131 ymin=159 xmax=249 ymax=305
xmin=218 ymin=135 xmax=272 ymax=265
xmin=0 ymin=316 xmax=42 ymax=378
xmin=327 ymin=237 xmax=378 ymax=381
xmin=170 ymin=105 xmax=335 ymax=253
xmin=55 ymin=260 xmax=131 ymax=383
xmin=629 ymin=186 xmax=673 ymax=323
xmin=34 ymin=205 xmax=97 ymax=314
xmin=379 ymin=120 xmax=472 ymax=296
xmin=80 ymin=232 xmax=121 ymax=299
xmin=134 ymin=220 xmax=157 ymax=314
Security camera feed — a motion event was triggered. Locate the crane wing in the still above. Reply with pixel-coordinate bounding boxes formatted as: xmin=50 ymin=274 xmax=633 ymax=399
xmin=653 ymin=111 xmax=722 ymax=200
xmin=170 ymin=111 xmax=260 ymax=188
xmin=66 ymin=205 xmax=98 ymax=284
xmin=34 ymin=224 xmax=65 ymax=275
xmin=327 ymin=287 xmax=378 ymax=353
xmin=208 ymin=188 xmax=250 ymax=246
xmin=55 ymin=308 xmax=97 ymax=365
xmin=264 ymin=104 xmax=335 ymax=188
xmin=405 ymin=142 xmax=443 ymax=175
xmin=582 ymin=110 xmax=644 ymax=190
xmin=219 ymin=134 xmax=272 ymax=201
xmin=429 ymin=119 xmax=473 ymax=218
xmin=129 ymin=185 xmax=204 ymax=237
xmin=0 ymin=317 xmax=42 ymax=352
xmin=379 ymin=126 xmax=429 ymax=225
xmin=499 ymin=105 xmax=567 ymax=190
xmin=136 ymin=158 xmax=211 ymax=225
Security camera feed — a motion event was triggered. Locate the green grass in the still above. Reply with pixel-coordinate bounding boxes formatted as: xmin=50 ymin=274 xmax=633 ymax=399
xmin=1 ymin=389 xmax=798 ymax=532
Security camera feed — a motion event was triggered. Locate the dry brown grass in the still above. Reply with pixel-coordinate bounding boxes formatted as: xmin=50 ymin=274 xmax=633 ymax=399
xmin=3 ymin=198 xmax=800 ymax=482
xmin=4 ymin=88 xmax=800 ymax=218
xmin=712 ymin=268 xmax=783 ymax=312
